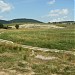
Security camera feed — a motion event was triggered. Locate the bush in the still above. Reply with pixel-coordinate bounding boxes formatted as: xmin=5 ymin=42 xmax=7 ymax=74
xmin=15 ymin=24 xmax=19 ymax=29
xmin=0 ymin=23 xmax=4 ymax=28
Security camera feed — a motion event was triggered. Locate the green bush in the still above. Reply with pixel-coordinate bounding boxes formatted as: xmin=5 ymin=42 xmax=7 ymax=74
xmin=0 ymin=23 xmax=4 ymax=28
xmin=15 ymin=24 xmax=19 ymax=29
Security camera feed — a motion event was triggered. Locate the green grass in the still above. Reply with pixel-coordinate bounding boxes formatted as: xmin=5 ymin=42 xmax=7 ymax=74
xmin=0 ymin=24 xmax=75 ymax=74
xmin=0 ymin=41 xmax=75 ymax=75
xmin=0 ymin=24 xmax=75 ymax=50
xmin=0 ymin=42 xmax=31 ymax=70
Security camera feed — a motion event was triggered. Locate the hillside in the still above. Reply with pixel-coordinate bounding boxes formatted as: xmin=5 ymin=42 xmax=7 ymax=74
xmin=0 ymin=18 xmax=43 ymax=24
xmin=0 ymin=20 xmax=10 ymax=24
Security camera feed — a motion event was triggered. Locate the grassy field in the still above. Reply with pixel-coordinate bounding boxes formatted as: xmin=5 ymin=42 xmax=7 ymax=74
xmin=0 ymin=42 xmax=75 ymax=75
xmin=0 ymin=24 xmax=75 ymax=50
xmin=0 ymin=23 xmax=75 ymax=75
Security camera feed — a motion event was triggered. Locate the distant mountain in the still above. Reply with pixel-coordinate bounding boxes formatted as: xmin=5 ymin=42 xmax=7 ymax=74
xmin=0 ymin=18 xmax=43 ymax=24
xmin=0 ymin=20 xmax=10 ymax=24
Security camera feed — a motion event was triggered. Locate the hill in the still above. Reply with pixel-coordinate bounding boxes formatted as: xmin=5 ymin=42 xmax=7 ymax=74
xmin=0 ymin=18 xmax=43 ymax=24
xmin=0 ymin=20 xmax=10 ymax=24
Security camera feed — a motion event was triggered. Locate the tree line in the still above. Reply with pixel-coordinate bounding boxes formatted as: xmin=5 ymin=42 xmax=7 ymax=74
xmin=0 ymin=23 xmax=19 ymax=29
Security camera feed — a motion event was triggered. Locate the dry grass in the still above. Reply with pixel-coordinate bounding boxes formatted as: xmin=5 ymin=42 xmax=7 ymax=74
xmin=0 ymin=23 xmax=75 ymax=75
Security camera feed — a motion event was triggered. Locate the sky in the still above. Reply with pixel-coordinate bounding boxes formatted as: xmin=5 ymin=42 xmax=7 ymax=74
xmin=0 ymin=0 xmax=74 ymax=22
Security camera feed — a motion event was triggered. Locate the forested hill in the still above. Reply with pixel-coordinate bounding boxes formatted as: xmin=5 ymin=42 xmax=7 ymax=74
xmin=0 ymin=18 xmax=43 ymax=24
xmin=0 ymin=20 xmax=10 ymax=24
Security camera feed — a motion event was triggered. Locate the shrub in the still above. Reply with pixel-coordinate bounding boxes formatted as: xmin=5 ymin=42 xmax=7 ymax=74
xmin=15 ymin=24 xmax=19 ymax=29
xmin=0 ymin=23 xmax=4 ymax=28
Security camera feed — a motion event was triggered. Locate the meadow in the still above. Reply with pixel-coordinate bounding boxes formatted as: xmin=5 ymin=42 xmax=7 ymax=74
xmin=0 ymin=24 xmax=75 ymax=50
xmin=0 ymin=41 xmax=75 ymax=75
xmin=0 ymin=23 xmax=75 ymax=75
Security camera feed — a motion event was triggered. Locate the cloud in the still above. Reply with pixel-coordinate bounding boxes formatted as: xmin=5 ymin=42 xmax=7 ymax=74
xmin=48 ymin=0 xmax=56 ymax=5
xmin=50 ymin=16 xmax=68 ymax=22
xmin=40 ymin=8 xmax=69 ymax=22
xmin=0 ymin=0 xmax=13 ymax=12
xmin=41 ymin=9 xmax=69 ymax=19
xmin=48 ymin=9 xmax=69 ymax=17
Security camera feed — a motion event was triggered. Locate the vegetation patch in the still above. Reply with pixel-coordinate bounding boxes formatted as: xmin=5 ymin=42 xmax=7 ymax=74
xmin=0 ymin=25 xmax=75 ymax=50
xmin=0 ymin=23 xmax=75 ymax=75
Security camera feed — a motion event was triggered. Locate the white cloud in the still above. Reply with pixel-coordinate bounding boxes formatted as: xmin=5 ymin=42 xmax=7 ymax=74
xmin=50 ymin=16 xmax=68 ymax=22
xmin=48 ymin=9 xmax=69 ymax=17
xmin=41 ymin=9 xmax=69 ymax=19
xmin=48 ymin=0 xmax=56 ymax=5
xmin=0 ymin=0 xmax=13 ymax=12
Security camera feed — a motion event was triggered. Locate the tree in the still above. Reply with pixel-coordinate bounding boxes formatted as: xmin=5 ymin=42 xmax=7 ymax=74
xmin=48 ymin=22 xmax=51 ymax=24
xmin=0 ymin=23 xmax=4 ymax=28
xmin=15 ymin=24 xmax=19 ymax=29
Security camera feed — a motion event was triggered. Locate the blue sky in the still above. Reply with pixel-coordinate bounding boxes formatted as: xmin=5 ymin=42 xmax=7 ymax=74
xmin=0 ymin=0 xmax=74 ymax=22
